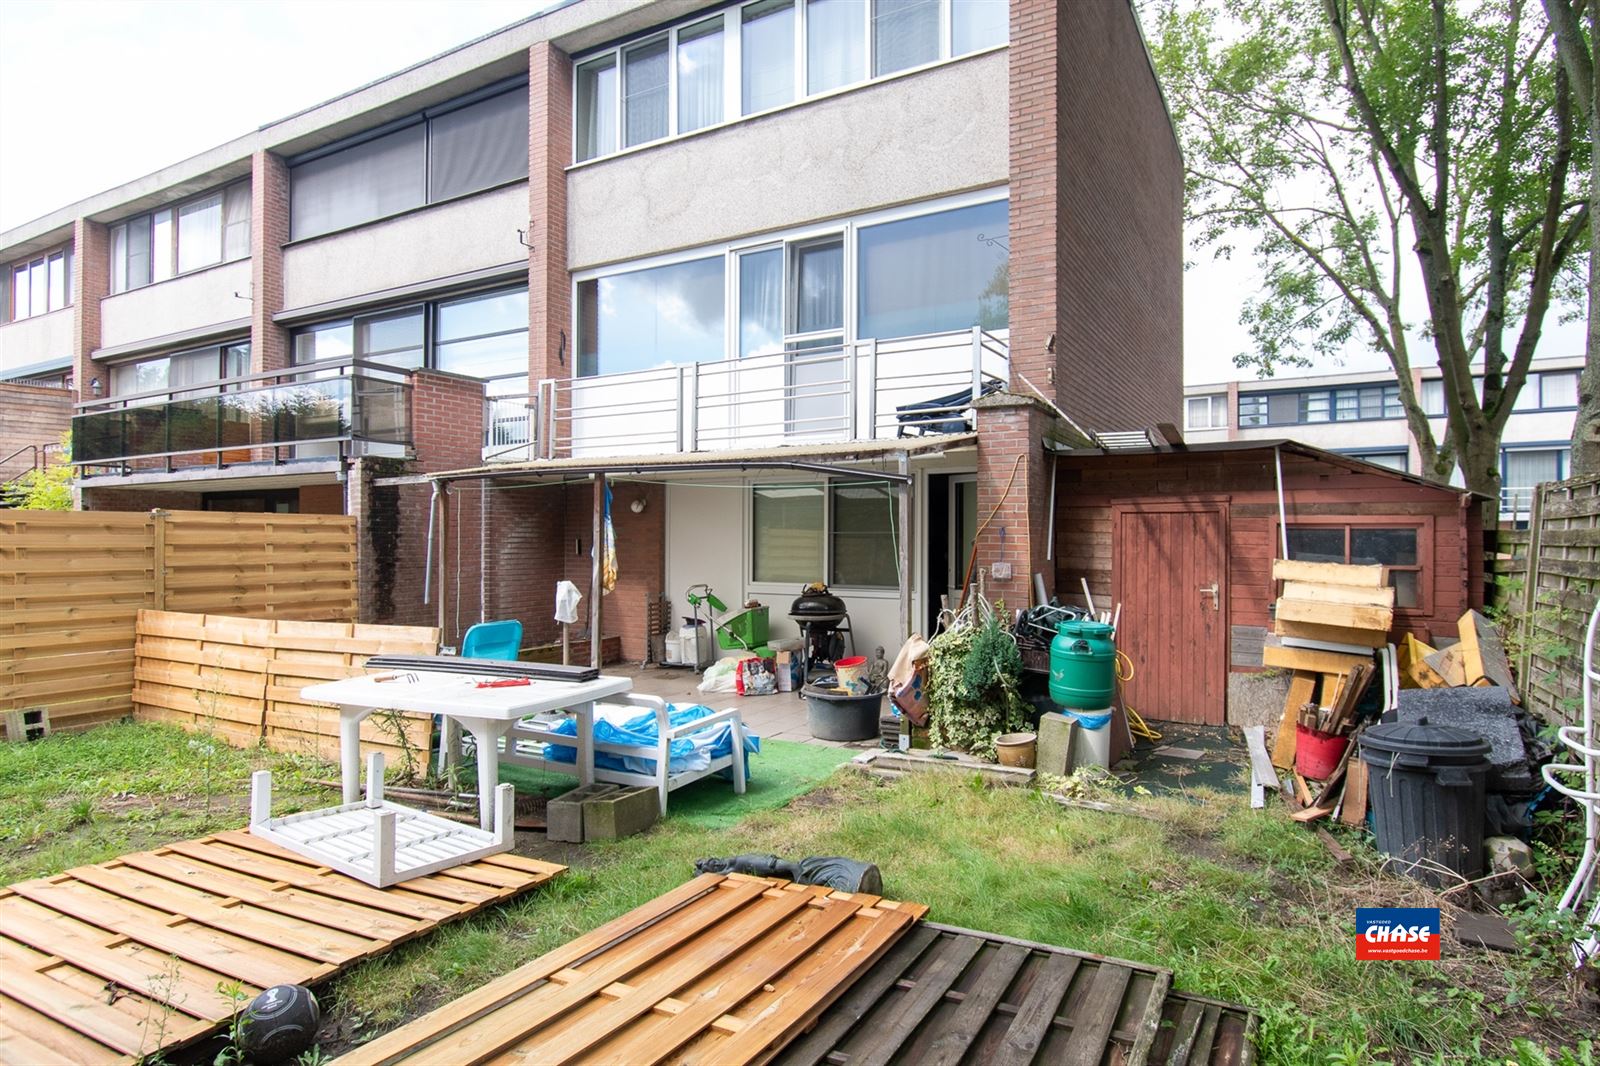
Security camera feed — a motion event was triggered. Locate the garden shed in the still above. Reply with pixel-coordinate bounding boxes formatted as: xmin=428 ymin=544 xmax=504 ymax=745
xmin=1050 ymin=440 xmax=1485 ymax=726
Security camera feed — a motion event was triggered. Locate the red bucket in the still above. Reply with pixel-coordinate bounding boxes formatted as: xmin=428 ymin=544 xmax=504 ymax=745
xmin=1295 ymin=724 xmax=1350 ymax=780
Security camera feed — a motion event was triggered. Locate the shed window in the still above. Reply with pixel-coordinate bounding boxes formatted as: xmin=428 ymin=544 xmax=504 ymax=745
xmin=1286 ymin=524 xmax=1422 ymax=609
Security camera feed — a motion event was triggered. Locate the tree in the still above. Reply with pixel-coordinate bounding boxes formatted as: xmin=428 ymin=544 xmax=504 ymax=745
xmin=1150 ymin=0 xmax=1591 ymax=500
xmin=2 ymin=434 xmax=74 ymax=510
xmin=1542 ymin=0 xmax=1600 ymax=474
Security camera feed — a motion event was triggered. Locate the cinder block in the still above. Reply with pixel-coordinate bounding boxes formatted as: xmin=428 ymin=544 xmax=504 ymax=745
xmin=582 ymin=785 xmax=659 ymax=840
xmin=547 ymin=783 xmax=618 ymax=842
xmin=1036 ymin=712 xmax=1075 ymax=776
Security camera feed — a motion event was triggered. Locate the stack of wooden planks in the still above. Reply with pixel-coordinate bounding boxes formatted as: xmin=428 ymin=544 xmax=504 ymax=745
xmin=1398 ymin=609 xmax=1519 ymax=699
xmin=0 ymin=830 xmax=562 ymax=1065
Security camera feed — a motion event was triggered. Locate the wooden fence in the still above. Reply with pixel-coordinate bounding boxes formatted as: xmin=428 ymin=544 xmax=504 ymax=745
xmin=1491 ymin=472 xmax=1600 ymax=724
xmin=133 ymin=610 xmax=438 ymax=764
xmin=1 ymin=509 xmax=358 ymax=736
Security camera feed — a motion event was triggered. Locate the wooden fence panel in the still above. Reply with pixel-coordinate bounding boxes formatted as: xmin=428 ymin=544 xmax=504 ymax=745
xmin=1 ymin=509 xmax=359 ymax=738
xmin=132 ymin=610 xmax=438 ymax=765
xmin=1499 ymin=474 xmax=1600 ymax=724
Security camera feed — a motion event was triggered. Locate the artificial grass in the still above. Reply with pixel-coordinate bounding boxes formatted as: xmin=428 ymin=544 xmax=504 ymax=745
xmin=493 ymin=738 xmax=855 ymax=829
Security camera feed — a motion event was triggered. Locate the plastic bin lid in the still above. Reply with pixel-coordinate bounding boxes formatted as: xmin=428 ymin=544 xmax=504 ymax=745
xmin=1359 ymin=716 xmax=1490 ymax=765
xmin=1057 ymin=620 xmax=1113 ymax=638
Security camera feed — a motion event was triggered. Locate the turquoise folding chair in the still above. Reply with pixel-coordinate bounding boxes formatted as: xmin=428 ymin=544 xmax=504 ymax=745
xmin=461 ymin=619 xmax=523 ymax=661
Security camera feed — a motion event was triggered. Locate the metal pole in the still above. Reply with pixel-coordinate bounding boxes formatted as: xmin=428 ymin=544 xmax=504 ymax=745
xmin=897 ymin=452 xmax=912 ymax=643
xmin=1274 ymin=445 xmax=1290 ymax=558
xmin=437 ymin=481 xmax=451 ymax=639
xmin=591 ymin=472 xmax=605 ymax=670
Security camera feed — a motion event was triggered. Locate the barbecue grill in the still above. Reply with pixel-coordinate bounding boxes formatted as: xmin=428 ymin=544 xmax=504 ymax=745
xmin=789 ymin=584 xmax=853 ymax=693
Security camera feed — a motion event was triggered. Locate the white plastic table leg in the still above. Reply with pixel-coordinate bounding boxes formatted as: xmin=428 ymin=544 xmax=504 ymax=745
xmin=495 ymin=782 xmax=515 ymax=848
xmin=250 ymin=770 xmax=272 ymax=826
xmin=732 ymin=714 xmax=747 ymax=796
xmin=366 ymin=751 xmax=385 ymax=807
xmin=340 ymin=707 xmax=365 ymax=806
xmin=575 ymin=703 xmax=595 ymax=786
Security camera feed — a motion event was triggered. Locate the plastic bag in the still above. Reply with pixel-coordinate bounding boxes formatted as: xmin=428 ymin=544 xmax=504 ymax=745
xmin=697 ymin=657 xmax=741 ymax=694
xmin=736 ymin=656 xmax=777 ymax=696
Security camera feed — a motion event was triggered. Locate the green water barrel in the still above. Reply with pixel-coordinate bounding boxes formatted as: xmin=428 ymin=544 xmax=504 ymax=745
xmin=1049 ymin=620 xmax=1116 ymax=711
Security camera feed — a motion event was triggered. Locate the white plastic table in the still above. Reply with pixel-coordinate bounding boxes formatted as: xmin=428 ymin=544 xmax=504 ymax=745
xmin=300 ymin=670 xmax=633 ymax=830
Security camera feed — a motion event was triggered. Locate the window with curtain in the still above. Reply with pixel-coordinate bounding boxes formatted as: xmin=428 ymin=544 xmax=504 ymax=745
xmin=831 ymin=481 xmax=898 ymax=586
xmin=857 ymin=199 xmax=1008 ymax=338
xmin=791 ymin=239 xmax=843 ymax=335
xmin=739 ymin=248 xmax=783 ymax=357
xmin=1540 ymin=371 xmax=1579 ymax=408
xmin=743 ymin=0 xmax=795 ymax=114
xmin=807 ymin=0 xmax=865 ymax=94
xmin=624 ymin=38 xmax=670 ymax=147
xmin=1503 ymin=448 xmax=1566 ymax=489
xmin=752 ymin=483 xmax=824 ymax=583
xmin=427 ymin=89 xmax=530 ymax=202
xmin=6 ymin=247 xmax=70 ymax=322
xmin=677 ymin=17 xmax=724 ymax=133
xmin=109 ymin=181 xmax=250 ymax=293
xmin=1420 ymin=378 xmax=1445 ymax=415
xmin=873 ymin=0 xmax=940 ymax=75
xmin=576 ymin=57 xmax=619 ymax=162
xmin=952 ymin=0 xmax=1007 ymax=53
xmin=576 ymin=258 xmax=726 ymax=377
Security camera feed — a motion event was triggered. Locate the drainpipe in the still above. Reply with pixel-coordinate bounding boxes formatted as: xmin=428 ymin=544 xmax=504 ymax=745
xmin=1274 ymin=445 xmax=1289 ymax=559
xmin=423 ymin=479 xmax=439 ymax=606
xmin=437 ymin=481 xmax=451 ymax=640
xmin=591 ymin=473 xmax=605 ymax=670
xmin=897 ymin=452 xmax=912 ymax=643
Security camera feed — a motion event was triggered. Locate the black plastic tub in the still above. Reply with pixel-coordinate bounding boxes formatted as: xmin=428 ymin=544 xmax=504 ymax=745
xmin=803 ymin=685 xmax=884 ymax=741
xmin=1360 ymin=716 xmax=1491 ymax=887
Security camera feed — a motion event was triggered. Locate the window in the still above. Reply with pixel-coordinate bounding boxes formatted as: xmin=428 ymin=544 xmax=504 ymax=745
xmin=873 ymin=0 xmax=940 ymax=75
xmin=857 ymin=199 xmax=1008 ymax=337
xmin=109 ymin=182 xmax=250 ymax=294
xmin=751 ymin=479 xmax=898 ymax=587
xmin=577 ymin=258 xmax=726 ymax=377
xmin=739 ymin=248 xmax=784 ymax=357
xmin=1537 ymin=371 xmax=1579 ymax=409
xmin=1238 ymin=394 xmax=1268 ymax=427
xmin=831 ymin=480 xmax=898 ymax=586
xmin=807 ymin=0 xmax=865 ymax=93
xmin=574 ymin=0 xmax=1006 ymax=163
xmin=1421 ymin=378 xmax=1445 ymax=416
xmin=6 ymin=247 xmax=71 ymax=322
xmin=1185 ymin=394 xmax=1227 ymax=430
xmin=753 ymin=483 xmax=824 ymax=583
xmin=1347 ymin=450 xmax=1408 ymax=473
xmin=677 ymin=17 xmax=725 ymax=133
xmin=743 ymin=0 xmax=795 ymax=114
xmin=1502 ymin=447 xmax=1568 ymax=490
xmin=291 ymin=287 xmax=526 ymax=387
xmin=110 ymin=342 xmax=251 ymax=400
xmin=1286 ymin=524 xmax=1423 ymax=609
xmin=289 ymin=84 xmax=529 ymax=241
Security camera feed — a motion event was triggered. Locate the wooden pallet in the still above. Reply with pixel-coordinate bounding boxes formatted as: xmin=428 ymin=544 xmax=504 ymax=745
xmin=772 ymin=922 xmax=1256 ymax=1066
xmin=334 ymin=873 xmax=930 ymax=1065
xmin=0 ymin=830 xmax=562 ymax=1065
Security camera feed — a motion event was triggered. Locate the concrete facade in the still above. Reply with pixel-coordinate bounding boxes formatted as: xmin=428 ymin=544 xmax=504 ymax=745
xmin=0 ymin=307 xmax=73 ymax=377
xmin=97 ymin=260 xmax=252 ymax=352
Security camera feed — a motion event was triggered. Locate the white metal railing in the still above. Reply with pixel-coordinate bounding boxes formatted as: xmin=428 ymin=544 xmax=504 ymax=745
xmin=534 ymin=327 xmax=1008 ymax=459
xmin=483 ymin=393 xmax=537 ymax=462
xmin=1541 ymin=596 xmax=1600 ymax=969
xmin=1501 ymin=486 xmax=1536 ymax=524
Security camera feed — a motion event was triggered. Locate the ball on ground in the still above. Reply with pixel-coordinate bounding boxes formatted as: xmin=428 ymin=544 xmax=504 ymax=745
xmin=239 ymin=983 xmax=320 ymax=1063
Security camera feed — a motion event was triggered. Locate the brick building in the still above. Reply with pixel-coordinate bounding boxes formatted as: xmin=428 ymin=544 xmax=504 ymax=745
xmin=0 ymin=0 xmax=1182 ymax=660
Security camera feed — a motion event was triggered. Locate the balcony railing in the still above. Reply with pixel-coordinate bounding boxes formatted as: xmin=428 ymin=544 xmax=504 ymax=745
xmin=73 ymin=358 xmax=411 ymax=472
xmin=526 ymin=327 xmax=1008 ymax=460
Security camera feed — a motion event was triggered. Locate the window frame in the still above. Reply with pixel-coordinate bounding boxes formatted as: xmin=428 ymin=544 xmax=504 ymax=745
xmin=1184 ymin=394 xmax=1228 ymax=430
xmin=107 ymin=340 xmax=253 ymax=404
xmin=1271 ymin=514 xmax=1433 ymax=616
xmin=5 ymin=246 xmax=72 ymax=323
xmin=571 ymin=0 xmax=1007 ymax=165
xmin=747 ymin=475 xmax=903 ymax=591
xmin=108 ymin=180 xmax=250 ymax=295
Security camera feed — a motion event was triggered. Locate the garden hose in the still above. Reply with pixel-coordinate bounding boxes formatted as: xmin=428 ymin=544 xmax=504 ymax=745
xmin=1115 ymin=650 xmax=1162 ymax=742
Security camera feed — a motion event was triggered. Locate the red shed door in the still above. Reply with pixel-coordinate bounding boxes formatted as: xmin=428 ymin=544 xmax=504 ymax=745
xmin=1113 ymin=503 xmax=1227 ymax=725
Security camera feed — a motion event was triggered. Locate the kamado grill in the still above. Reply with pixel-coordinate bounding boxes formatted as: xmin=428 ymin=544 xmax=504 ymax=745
xmin=789 ymin=583 xmax=854 ymax=693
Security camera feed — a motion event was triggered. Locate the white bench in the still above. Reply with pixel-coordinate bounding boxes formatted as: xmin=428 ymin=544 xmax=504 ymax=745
xmin=500 ymin=694 xmax=747 ymax=815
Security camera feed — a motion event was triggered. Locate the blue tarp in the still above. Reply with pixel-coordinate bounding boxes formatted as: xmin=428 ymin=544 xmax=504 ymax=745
xmin=544 ymin=703 xmax=760 ymax=777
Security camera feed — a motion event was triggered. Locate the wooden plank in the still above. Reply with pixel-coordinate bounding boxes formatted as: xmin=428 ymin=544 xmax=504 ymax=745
xmin=1280 ymin=581 xmax=1394 ymax=607
xmin=1459 ymin=608 xmax=1519 ymax=697
xmin=1261 ymin=646 xmax=1372 ymax=675
xmin=920 ymin=943 xmax=1031 ymax=1066
xmin=1243 ymin=726 xmax=1280 ymax=792
xmin=1341 ymin=758 xmax=1370 ymax=826
xmin=1058 ymin=962 xmax=1134 ymax=1066
xmin=845 ymin=933 xmax=984 ymax=1066
xmin=0 ymin=990 xmax=134 ymax=1065
xmin=1271 ymin=673 xmax=1316 ymax=770
xmin=1274 ymin=598 xmax=1393 ymax=631
xmin=0 ymin=962 xmax=153 ymax=1056
xmin=1272 ymin=559 xmax=1387 ymax=587
xmin=1423 ymin=644 xmax=1467 ymax=687
xmin=1273 ymin=618 xmax=1388 ymax=649
xmin=989 ymin=952 xmax=1082 ymax=1066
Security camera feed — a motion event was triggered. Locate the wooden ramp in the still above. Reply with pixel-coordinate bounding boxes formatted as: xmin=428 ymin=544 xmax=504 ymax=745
xmin=0 ymin=829 xmax=562 ymax=1065
xmin=773 ymin=923 xmax=1256 ymax=1066
xmin=335 ymin=873 xmax=930 ymax=1065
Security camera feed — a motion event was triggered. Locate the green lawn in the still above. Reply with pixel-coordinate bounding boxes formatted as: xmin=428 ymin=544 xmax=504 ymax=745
xmin=0 ymin=724 xmax=1591 ymax=1064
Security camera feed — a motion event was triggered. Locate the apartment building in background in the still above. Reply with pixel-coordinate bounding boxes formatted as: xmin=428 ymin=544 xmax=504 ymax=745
xmin=0 ymin=0 xmax=1182 ymax=659
xmin=1183 ymin=357 xmax=1585 ymax=519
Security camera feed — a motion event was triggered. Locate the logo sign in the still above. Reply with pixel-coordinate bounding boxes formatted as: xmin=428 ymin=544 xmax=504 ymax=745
xmin=1356 ymin=908 xmax=1440 ymax=960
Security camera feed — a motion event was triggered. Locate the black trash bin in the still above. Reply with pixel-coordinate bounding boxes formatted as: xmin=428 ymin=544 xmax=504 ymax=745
xmin=1359 ymin=717 xmax=1491 ymax=887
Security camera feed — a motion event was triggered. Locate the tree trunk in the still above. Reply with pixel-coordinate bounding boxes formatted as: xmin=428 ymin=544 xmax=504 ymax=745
xmin=1459 ymin=426 xmax=1506 ymax=505
xmin=1572 ymin=0 xmax=1600 ymax=475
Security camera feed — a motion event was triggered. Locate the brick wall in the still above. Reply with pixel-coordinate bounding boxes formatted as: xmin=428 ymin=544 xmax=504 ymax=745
xmin=0 ymin=383 xmax=72 ymax=482
xmin=298 ymin=483 xmax=343 ymax=514
xmin=251 ymin=150 xmax=291 ymax=372
xmin=71 ymin=219 xmax=108 ymax=405
xmin=973 ymin=393 xmax=1058 ymax=604
xmin=1008 ymin=0 xmax=1182 ymax=433
xmin=529 ymin=42 xmax=573 ymax=389
xmin=81 ymin=488 xmax=203 ymax=511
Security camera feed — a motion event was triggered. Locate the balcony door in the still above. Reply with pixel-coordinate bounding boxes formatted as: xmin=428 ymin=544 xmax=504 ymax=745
xmin=736 ymin=235 xmax=847 ymax=443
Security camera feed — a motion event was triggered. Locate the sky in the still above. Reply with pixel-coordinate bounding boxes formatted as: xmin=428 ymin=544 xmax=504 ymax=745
xmin=0 ymin=0 xmax=1584 ymax=385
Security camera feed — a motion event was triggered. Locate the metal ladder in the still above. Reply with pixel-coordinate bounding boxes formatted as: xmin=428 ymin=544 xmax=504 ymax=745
xmin=1541 ymin=596 xmax=1600 ymax=966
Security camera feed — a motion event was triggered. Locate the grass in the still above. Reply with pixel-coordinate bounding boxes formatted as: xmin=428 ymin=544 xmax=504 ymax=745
xmin=1 ymin=724 xmax=1592 ymax=1064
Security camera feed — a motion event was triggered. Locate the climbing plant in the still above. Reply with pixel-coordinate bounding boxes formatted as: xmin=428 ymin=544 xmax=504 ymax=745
xmin=926 ymin=611 xmax=1028 ymax=760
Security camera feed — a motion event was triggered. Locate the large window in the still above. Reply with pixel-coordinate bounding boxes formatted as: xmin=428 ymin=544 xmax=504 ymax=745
xmin=110 ymin=182 xmax=249 ymax=294
xmin=110 ymin=342 xmax=251 ymax=400
xmin=1285 ymin=523 xmax=1423 ymax=609
xmin=751 ymin=479 xmax=899 ymax=587
xmin=1502 ymin=447 xmax=1569 ymax=491
xmin=858 ymin=199 xmax=1008 ymax=338
xmin=1237 ymin=384 xmax=1401 ymax=427
xmin=6 ymin=247 xmax=71 ymax=322
xmin=1185 ymin=394 xmax=1227 ymax=430
xmin=576 ymin=258 xmax=726 ymax=377
xmin=289 ymin=83 xmax=529 ymax=241
xmin=1346 ymin=449 xmax=1409 ymax=473
xmin=574 ymin=0 xmax=1005 ymax=162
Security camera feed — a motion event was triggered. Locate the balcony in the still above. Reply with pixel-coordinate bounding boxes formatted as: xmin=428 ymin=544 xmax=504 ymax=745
xmin=491 ymin=328 xmax=1008 ymax=462
xmin=73 ymin=359 xmax=411 ymax=473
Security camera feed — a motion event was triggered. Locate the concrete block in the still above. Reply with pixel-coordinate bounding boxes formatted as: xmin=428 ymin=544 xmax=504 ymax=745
xmin=1036 ymin=712 xmax=1075 ymax=776
xmin=583 ymin=785 xmax=659 ymax=840
xmin=547 ymin=783 xmax=618 ymax=842
xmin=1485 ymin=835 xmax=1534 ymax=878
